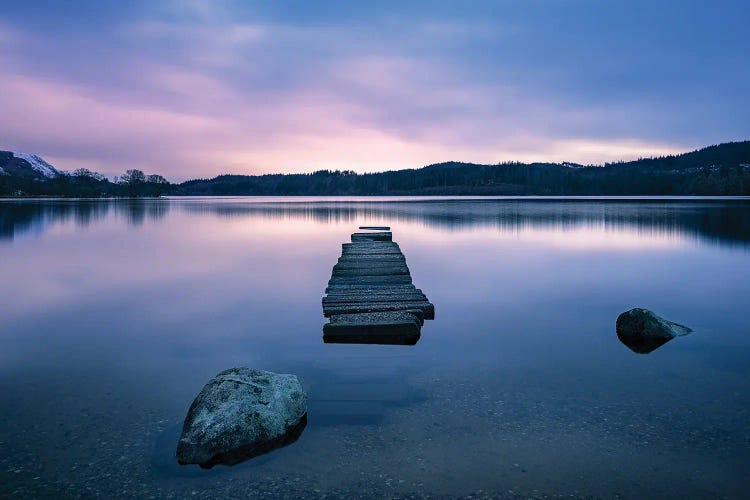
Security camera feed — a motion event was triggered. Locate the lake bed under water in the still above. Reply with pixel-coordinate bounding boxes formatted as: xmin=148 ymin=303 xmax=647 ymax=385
xmin=1 ymin=197 xmax=749 ymax=499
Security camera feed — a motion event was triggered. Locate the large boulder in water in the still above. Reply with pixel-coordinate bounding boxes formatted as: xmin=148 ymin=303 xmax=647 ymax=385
xmin=616 ymin=308 xmax=692 ymax=354
xmin=176 ymin=368 xmax=307 ymax=468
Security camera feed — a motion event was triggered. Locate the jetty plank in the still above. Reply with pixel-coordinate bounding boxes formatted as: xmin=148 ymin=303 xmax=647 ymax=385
xmin=324 ymin=291 xmax=427 ymax=301
xmin=342 ymin=242 xmax=400 ymax=252
xmin=323 ymin=301 xmax=435 ymax=319
xmin=332 ymin=267 xmax=410 ymax=277
xmin=328 ymin=276 xmax=413 ymax=285
xmin=337 ymin=256 xmax=405 ymax=262
xmin=325 ymin=285 xmax=418 ymax=294
xmin=322 ymin=292 xmax=429 ymax=304
xmin=333 ymin=261 xmax=409 ymax=269
xmin=323 ymin=312 xmax=421 ymax=345
xmin=351 ymin=232 xmax=392 ymax=242
xmin=359 ymin=226 xmax=391 ymax=230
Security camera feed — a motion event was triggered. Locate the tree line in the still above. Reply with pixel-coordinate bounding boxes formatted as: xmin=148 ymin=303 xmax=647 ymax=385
xmin=0 ymin=168 xmax=170 ymax=197
xmin=173 ymin=141 xmax=750 ymax=196
xmin=2 ymin=141 xmax=749 ymax=197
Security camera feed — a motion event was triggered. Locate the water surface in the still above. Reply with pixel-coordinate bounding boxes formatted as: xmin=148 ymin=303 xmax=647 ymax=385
xmin=1 ymin=197 xmax=749 ymax=498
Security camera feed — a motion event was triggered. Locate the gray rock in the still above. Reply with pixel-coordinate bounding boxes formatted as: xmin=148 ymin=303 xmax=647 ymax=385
xmin=616 ymin=308 xmax=692 ymax=354
xmin=176 ymin=368 xmax=307 ymax=468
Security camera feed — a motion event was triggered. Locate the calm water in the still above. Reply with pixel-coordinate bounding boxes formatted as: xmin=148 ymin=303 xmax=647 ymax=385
xmin=1 ymin=197 xmax=749 ymax=499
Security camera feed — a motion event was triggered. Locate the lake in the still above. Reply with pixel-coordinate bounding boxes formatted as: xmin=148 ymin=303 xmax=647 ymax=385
xmin=1 ymin=197 xmax=749 ymax=499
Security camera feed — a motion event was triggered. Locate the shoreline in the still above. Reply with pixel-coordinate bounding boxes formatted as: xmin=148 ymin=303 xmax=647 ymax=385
xmin=2 ymin=194 xmax=750 ymax=202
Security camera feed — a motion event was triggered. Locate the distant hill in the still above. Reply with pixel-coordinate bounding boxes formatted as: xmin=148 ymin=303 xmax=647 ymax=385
xmin=173 ymin=141 xmax=750 ymax=196
xmin=0 ymin=151 xmax=168 ymax=197
xmin=2 ymin=141 xmax=749 ymax=197
xmin=0 ymin=151 xmax=61 ymax=180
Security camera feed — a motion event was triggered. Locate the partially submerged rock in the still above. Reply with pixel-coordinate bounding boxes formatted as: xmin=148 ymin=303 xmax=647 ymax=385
xmin=616 ymin=308 xmax=692 ymax=354
xmin=176 ymin=368 xmax=307 ymax=468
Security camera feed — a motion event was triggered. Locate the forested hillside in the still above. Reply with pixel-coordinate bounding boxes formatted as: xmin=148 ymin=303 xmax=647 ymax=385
xmin=173 ymin=141 xmax=750 ymax=196
xmin=2 ymin=141 xmax=749 ymax=197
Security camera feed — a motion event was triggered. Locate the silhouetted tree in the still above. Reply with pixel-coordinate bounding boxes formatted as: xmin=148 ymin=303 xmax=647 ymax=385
xmin=2 ymin=142 xmax=750 ymax=197
xmin=146 ymin=174 xmax=169 ymax=196
xmin=119 ymin=169 xmax=147 ymax=196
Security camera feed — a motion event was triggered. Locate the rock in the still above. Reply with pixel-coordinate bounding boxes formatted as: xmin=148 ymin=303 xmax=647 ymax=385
xmin=616 ymin=308 xmax=692 ymax=354
xmin=176 ymin=368 xmax=307 ymax=468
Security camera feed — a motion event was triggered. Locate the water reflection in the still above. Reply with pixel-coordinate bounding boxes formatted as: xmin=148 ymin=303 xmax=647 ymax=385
xmin=2 ymin=197 xmax=748 ymax=247
xmin=177 ymin=198 xmax=750 ymax=246
xmin=1 ymin=197 xmax=748 ymax=498
xmin=188 ymin=415 xmax=308 ymax=469
xmin=617 ymin=333 xmax=674 ymax=354
xmin=0 ymin=199 xmax=170 ymax=241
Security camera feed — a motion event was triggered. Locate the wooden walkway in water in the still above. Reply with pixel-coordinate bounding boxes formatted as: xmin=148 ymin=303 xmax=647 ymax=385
xmin=322 ymin=227 xmax=434 ymax=345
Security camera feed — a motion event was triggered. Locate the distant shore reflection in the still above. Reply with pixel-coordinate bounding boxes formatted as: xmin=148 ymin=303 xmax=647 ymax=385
xmin=1 ymin=197 xmax=749 ymax=248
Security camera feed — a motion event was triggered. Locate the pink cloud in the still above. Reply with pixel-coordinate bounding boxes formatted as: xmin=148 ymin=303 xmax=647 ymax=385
xmin=0 ymin=17 xmax=691 ymax=181
xmin=0 ymin=65 xmax=685 ymax=180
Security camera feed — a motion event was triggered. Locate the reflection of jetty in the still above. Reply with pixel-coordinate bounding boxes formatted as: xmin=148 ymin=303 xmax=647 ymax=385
xmin=322 ymin=227 xmax=434 ymax=345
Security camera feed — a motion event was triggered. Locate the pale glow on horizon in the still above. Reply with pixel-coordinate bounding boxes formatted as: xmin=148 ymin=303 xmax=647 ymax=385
xmin=0 ymin=33 xmax=691 ymax=181
xmin=0 ymin=67 xmax=686 ymax=180
xmin=180 ymin=135 xmax=683 ymax=181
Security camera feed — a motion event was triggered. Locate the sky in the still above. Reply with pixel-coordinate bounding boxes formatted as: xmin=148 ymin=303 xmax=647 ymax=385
xmin=0 ymin=0 xmax=748 ymax=181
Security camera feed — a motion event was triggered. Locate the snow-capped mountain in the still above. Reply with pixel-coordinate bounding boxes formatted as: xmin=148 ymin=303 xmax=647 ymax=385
xmin=0 ymin=151 xmax=61 ymax=180
xmin=13 ymin=153 xmax=60 ymax=178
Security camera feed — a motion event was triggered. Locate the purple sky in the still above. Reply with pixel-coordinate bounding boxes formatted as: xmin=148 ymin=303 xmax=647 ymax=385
xmin=1 ymin=1 xmax=748 ymax=180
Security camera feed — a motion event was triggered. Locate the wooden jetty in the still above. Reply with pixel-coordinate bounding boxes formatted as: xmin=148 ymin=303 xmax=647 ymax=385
xmin=322 ymin=226 xmax=434 ymax=345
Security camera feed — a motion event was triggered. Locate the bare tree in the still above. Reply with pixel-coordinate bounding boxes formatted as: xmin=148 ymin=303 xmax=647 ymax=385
xmin=73 ymin=168 xmax=106 ymax=181
xmin=146 ymin=174 xmax=170 ymax=196
xmin=119 ymin=169 xmax=146 ymax=196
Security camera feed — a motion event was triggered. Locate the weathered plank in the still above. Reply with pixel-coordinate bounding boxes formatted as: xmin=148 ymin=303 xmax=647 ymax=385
xmin=323 ymin=301 xmax=435 ymax=319
xmin=337 ymin=255 xmax=406 ymax=263
xmin=342 ymin=243 xmax=401 ymax=253
xmin=351 ymin=232 xmax=392 ymax=242
xmin=359 ymin=226 xmax=391 ymax=230
xmin=325 ymin=285 xmax=418 ymax=294
xmin=323 ymin=294 xmax=428 ymax=305
xmin=332 ymin=267 xmax=410 ymax=277
xmin=341 ymin=251 xmax=403 ymax=258
xmin=340 ymin=250 xmax=403 ymax=257
xmin=324 ymin=289 xmax=425 ymax=299
xmin=328 ymin=276 xmax=413 ymax=285
xmin=323 ymin=312 xmax=421 ymax=345
xmin=336 ymin=261 xmax=407 ymax=269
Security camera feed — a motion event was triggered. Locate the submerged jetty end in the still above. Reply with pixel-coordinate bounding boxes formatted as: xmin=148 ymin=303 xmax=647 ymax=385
xmin=322 ymin=226 xmax=434 ymax=345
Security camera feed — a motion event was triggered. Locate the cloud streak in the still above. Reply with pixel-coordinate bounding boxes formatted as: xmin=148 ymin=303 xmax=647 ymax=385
xmin=0 ymin=0 xmax=747 ymax=180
